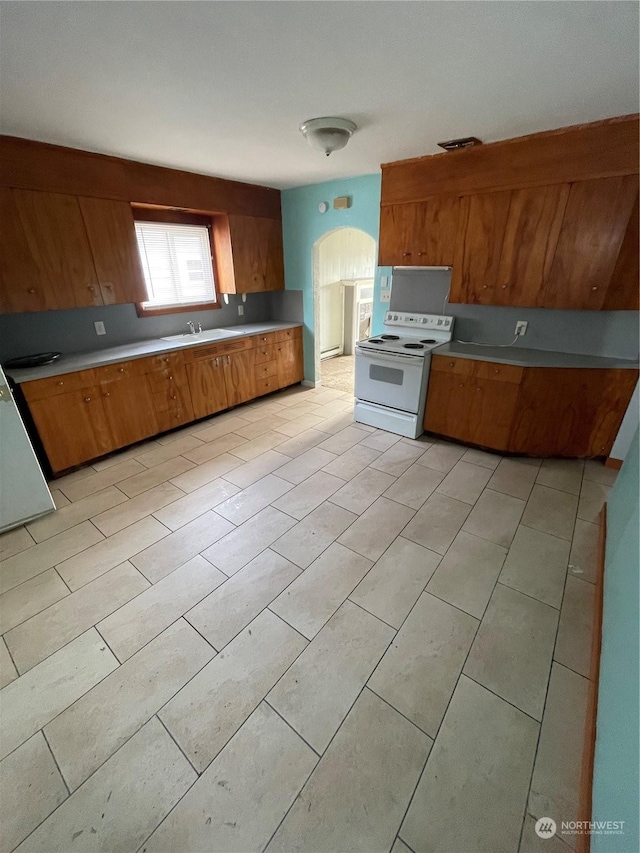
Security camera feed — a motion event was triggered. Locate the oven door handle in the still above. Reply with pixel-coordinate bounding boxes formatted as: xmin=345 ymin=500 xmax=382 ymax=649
xmin=356 ymin=348 xmax=424 ymax=365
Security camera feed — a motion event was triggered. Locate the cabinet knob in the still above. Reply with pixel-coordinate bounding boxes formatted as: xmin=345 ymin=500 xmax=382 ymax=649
xmin=103 ymin=283 xmax=113 ymax=290
xmin=104 ymin=392 xmax=110 ymax=397
xmin=402 ymin=252 xmax=410 ymax=257
xmin=118 ymin=367 xmax=124 ymax=373
xmin=57 ymin=381 xmax=64 ymax=386
xmin=591 ymin=286 xmax=598 ymax=291
xmin=459 ymin=383 xmax=464 ymax=388
xmin=163 ymin=357 xmax=169 ymax=363
xmin=417 ymin=252 xmax=424 ymax=257
xmin=28 ymin=288 xmax=36 ymax=294
xmin=494 ymin=369 xmax=500 ymax=374
xmin=84 ymin=396 xmax=91 ymax=402
xmin=172 ymin=395 xmax=177 ymax=401
xmin=87 ymin=285 xmax=95 ymax=292
xmin=482 ymin=285 xmax=488 ymax=290
xmin=501 ymin=284 xmax=507 ymax=289
xmin=449 ymin=361 xmax=455 ymax=366
xmin=476 ymin=387 xmax=481 ymax=392
xmin=168 ymin=375 xmax=173 ymax=380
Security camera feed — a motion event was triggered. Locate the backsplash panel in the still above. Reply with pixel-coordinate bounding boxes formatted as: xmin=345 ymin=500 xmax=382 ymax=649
xmin=389 ymin=269 xmax=639 ymax=361
xmin=0 ymin=290 xmax=304 ymax=362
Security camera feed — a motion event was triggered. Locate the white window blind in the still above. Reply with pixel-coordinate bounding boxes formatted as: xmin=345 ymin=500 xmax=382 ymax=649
xmin=135 ymin=221 xmax=216 ymax=308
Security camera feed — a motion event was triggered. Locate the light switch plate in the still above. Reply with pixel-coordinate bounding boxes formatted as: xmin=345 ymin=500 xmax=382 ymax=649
xmin=94 ymin=321 xmax=106 ymax=336
xmin=381 ymin=275 xmax=389 ymax=288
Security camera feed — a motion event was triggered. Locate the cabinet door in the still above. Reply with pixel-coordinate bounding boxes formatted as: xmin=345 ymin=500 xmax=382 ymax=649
xmin=28 ymin=387 xmax=111 ymax=472
xmin=276 ymin=338 xmax=304 ymax=388
xmin=424 ymin=371 xmax=517 ymax=451
xmin=495 ymin=184 xmax=569 ymax=307
xmin=186 ymin=358 xmax=229 ymax=420
xmin=379 ymin=199 xmax=460 ymax=266
xmin=450 ymin=191 xmax=511 ymax=303
xmin=224 ymin=350 xmax=256 ymax=407
xmin=11 ymin=189 xmax=102 ymax=308
xmin=0 ymin=188 xmax=59 ymax=313
xmin=100 ymin=375 xmax=158 ymax=451
xmin=78 ymin=197 xmax=148 ymax=305
xmin=602 ymin=193 xmax=639 ymax=311
xmin=540 ymin=175 xmax=639 ymax=310
xmin=225 ymin=215 xmax=284 ymax=293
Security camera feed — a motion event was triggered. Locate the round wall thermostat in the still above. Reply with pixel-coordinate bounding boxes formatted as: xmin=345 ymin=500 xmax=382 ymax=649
xmin=318 ymin=202 xmax=328 ymax=213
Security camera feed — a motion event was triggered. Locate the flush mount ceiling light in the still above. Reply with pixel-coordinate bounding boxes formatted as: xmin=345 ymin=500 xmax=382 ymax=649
xmin=299 ymin=117 xmax=357 ymax=157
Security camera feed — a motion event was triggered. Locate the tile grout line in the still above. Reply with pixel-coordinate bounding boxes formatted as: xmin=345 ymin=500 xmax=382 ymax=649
xmin=263 ymin=699 xmax=322 ymax=758
xmin=41 ymin=727 xmax=71 ymax=797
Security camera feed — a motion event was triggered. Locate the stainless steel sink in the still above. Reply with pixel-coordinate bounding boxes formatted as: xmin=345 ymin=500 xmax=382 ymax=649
xmin=160 ymin=328 xmax=243 ymax=343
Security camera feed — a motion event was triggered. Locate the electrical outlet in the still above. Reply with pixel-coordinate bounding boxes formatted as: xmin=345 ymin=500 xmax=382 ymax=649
xmin=515 ymin=321 xmax=528 ymax=337
xmin=381 ymin=290 xmax=391 ymax=303
xmin=94 ymin=321 xmax=106 ymax=336
xmin=237 ymin=305 xmax=244 ymax=316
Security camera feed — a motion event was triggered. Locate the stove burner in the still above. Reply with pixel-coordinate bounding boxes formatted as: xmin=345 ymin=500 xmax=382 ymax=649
xmin=368 ymin=338 xmax=384 ymax=344
xmin=403 ymin=342 xmax=424 ymax=350
xmin=420 ymin=339 xmax=437 ymax=344
xmin=380 ymin=334 xmax=400 ymax=340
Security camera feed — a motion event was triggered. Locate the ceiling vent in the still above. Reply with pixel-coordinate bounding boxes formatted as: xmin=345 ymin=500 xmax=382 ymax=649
xmin=437 ymin=136 xmax=483 ymax=151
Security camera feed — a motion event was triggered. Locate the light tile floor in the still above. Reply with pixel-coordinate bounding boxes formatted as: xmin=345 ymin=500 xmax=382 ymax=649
xmin=0 ymin=385 xmax=608 ymax=853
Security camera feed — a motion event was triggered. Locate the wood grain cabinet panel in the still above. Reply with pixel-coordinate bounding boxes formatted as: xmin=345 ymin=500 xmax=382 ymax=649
xmin=223 ymin=349 xmax=257 ymax=408
xmin=424 ymin=371 xmax=518 ymax=451
xmin=450 ymin=191 xmax=511 ymax=303
xmin=495 ymin=184 xmax=569 ymax=306
xmin=539 ymin=175 xmax=639 ymax=310
xmin=216 ymin=215 xmax=284 ymax=294
xmin=602 ymin=193 xmax=639 ymax=311
xmin=185 ymin=358 xmax=229 ymax=420
xmin=28 ymin=387 xmax=112 ymax=472
xmin=378 ymin=198 xmax=460 ymax=266
xmin=99 ymin=375 xmax=158 ymax=450
xmin=11 ymin=188 xmax=102 ymax=308
xmin=78 ymin=197 xmax=148 ymax=305
xmin=276 ymin=338 xmax=305 ymax=388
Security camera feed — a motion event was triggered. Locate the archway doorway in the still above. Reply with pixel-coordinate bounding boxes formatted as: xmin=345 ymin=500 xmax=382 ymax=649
xmin=313 ymin=227 xmax=376 ymax=394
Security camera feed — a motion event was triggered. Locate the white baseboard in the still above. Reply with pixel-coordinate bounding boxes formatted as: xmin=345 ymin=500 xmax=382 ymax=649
xmin=301 ymin=379 xmax=320 ymax=388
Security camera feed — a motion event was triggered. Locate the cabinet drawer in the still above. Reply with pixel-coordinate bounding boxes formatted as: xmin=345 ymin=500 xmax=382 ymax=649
xmin=145 ymin=352 xmax=184 ymax=372
xmin=156 ymin=406 xmax=190 ymax=432
xmin=254 ymin=344 xmax=277 ymax=364
xmin=93 ymin=360 xmax=143 ymax=383
xmin=255 ymin=360 xmax=278 ymax=380
xmin=431 ymin=355 xmax=523 ymax=384
xmin=184 ymin=338 xmax=250 ymax=360
xmin=147 ymin=366 xmax=188 ymax=393
xmin=274 ymin=327 xmax=302 ymax=343
xmin=254 ymin=375 xmax=279 ymax=397
xmin=22 ymin=371 xmax=88 ymax=402
xmin=252 ymin=332 xmax=278 ymax=347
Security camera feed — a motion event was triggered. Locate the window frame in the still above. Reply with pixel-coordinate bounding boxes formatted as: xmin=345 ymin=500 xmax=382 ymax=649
xmin=133 ymin=207 xmax=221 ymax=317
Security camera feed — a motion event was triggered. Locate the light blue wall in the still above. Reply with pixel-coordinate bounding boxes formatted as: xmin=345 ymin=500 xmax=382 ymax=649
xmin=281 ymin=173 xmax=387 ymax=381
xmin=592 ymin=426 xmax=639 ymax=852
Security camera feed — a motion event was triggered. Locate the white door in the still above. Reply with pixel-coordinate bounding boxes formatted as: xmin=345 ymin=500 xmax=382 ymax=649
xmin=0 ymin=368 xmax=54 ymax=533
xmin=320 ymin=281 xmax=344 ymax=358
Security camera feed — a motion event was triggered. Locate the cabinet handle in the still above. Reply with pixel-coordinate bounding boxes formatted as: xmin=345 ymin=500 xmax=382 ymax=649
xmin=215 ymin=358 xmax=219 ymax=367
xmin=84 ymin=396 xmax=91 ymax=402
xmin=226 ymin=356 xmax=231 ymax=365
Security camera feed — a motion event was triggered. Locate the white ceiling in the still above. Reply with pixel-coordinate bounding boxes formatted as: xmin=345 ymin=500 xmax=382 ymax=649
xmin=1 ymin=1 xmax=638 ymax=190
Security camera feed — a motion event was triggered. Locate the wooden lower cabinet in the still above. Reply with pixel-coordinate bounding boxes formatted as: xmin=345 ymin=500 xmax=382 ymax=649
xmin=27 ymin=387 xmax=112 ymax=472
xmin=425 ymin=355 xmax=638 ymax=457
xmin=22 ymin=327 xmax=304 ymax=472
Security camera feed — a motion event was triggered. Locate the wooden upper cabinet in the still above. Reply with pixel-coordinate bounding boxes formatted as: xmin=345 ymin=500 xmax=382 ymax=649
xmin=450 ymin=191 xmax=511 ymax=303
xmin=494 ymin=184 xmax=569 ymax=307
xmin=539 ymin=175 xmax=639 ymax=310
xmin=0 ymin=187 xmax=60 ymax=313
xmin=378 ymin=197 xmax=460 ymax=266
xmin=215 ymin=214 xmax=285 ymax=294
xmin=11 ymin=188 xmax=102 ymax=308
xmin=78 ymin=197 xmax=148 ymax=305
xmin=601 ymin=193 xmax=639 ymax=311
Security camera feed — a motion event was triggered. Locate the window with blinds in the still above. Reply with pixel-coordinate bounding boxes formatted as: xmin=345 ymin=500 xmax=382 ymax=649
xmin=135 ymin=221 xmax=217 ymax=309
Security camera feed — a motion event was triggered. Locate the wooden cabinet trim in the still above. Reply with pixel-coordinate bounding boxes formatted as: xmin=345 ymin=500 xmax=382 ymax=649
xmin=381 ymin=114 xmax=639 ymax=204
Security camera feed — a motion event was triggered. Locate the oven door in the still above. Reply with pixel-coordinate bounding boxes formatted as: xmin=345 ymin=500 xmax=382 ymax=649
xmin=355 ymin=348 xmax=425 ymax=413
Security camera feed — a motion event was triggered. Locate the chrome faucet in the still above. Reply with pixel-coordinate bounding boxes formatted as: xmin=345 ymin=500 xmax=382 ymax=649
xmin=187 ymin=320 xmax=196 ymax=335
xmin=197 ymin=322 xmax=203 ymax=333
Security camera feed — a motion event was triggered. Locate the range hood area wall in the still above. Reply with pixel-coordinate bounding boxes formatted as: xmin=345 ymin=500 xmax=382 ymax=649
xmin=0 ymin=291 xmax=304 ymax=363
xmin=389 ymin=269 xmax=640 ymax=362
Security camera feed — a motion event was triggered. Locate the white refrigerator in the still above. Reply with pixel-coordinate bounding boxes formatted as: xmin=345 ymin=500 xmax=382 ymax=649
xmin=0 ymin=366 xmax=55 ymax=533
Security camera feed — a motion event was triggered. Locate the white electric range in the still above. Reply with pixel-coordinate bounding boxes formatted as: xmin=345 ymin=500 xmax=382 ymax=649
xmin=354 ymin=311 xmax=454 ymax=439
